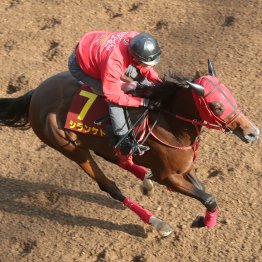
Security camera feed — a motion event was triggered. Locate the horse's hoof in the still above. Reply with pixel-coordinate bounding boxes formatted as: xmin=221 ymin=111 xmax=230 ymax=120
xmin=140 ymin=178 xmax=154 ymax=196
xmin=158 ymin=222 xmax=174 ymax=237
xmin=191 ymin=215 xmax=205 ymax=228
xmin=150 ymin=217 xmax=173 ymax=237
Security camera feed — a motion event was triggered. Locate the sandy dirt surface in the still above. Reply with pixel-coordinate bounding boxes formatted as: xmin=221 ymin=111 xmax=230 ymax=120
xmin=0 ymin=0 xmax=261 ymax=261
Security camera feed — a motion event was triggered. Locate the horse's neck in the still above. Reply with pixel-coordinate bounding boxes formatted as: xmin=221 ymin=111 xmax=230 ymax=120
xmin=159 ymin=88 xmax=201 ymax=145
xmin=171 ymin=88 xmax=200 ymax=119
xmin=128 ymin=88 xmax=202 ymax=146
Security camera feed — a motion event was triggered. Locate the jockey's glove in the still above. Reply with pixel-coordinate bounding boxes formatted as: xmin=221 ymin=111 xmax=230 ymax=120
xmin=142 ymin=98 xmax=161 ymax=110
xmin=120 ymin=81 xmax=138 ymax=93
xmin=125 ymin=65 xmax=140 ymax=79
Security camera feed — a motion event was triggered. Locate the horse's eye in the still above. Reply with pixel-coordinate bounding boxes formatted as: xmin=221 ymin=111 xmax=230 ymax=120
xmin=209 ymin=101 xmax=224 ymax=116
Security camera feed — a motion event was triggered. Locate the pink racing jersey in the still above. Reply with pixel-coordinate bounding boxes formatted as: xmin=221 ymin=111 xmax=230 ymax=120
xmin=75 ymin=31 xmax=161 ymax=107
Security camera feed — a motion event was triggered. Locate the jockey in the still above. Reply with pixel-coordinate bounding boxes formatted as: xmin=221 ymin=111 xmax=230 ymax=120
xmin=68 ymin=31 xmax=161 ymax=156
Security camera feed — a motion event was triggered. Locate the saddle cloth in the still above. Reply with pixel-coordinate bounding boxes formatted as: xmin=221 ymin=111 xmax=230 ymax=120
xmin=64 ymin=84 xmax=108 ymax=137
xmin=64 ymin=84 xmax=147 ymax=140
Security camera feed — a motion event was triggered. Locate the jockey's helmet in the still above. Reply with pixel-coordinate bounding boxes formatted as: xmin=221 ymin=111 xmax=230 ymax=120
xmin=129 ymin=33 xmax=161 ymax=66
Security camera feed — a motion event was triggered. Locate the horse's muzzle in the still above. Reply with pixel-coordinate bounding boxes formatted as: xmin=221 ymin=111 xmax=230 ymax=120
xmin=234 ymin=126 xmax=260 ymax=143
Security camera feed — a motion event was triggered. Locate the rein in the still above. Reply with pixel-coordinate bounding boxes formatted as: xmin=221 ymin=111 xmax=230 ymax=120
xmin=159 ymin=107 xmax=242 ymax=133
xmin=145 ymin=109 xmax=201 ymax=151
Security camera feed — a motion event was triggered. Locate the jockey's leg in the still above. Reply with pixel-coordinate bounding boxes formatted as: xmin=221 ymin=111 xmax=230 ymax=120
xmin=166 ymin=172 xmax=218 ymax=228
xmin=108 ymin=103 xmax=133 ymax=155
xmin=109 ymin=103 xmax=149 ymax=156
xmin=108 ymin=105 xmax=150 ymax=180
xmin=68 ymin=46 xmax=104 ymax=95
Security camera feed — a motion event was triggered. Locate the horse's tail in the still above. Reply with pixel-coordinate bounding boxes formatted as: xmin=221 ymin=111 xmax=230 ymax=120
xmin=0 ymin=90 xmax=34 ymax=129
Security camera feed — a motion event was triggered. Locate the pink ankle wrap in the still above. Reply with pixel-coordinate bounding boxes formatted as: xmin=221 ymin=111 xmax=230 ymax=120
xmin=204 ymin=208 xmax=219 ymax=228
xmin=119 ymin=161 xmax=147 ymax=180
xmin=123 ymin=197 xmax=154 ymax=224
xmin=115 ymin=149 xmax=148 ymax=180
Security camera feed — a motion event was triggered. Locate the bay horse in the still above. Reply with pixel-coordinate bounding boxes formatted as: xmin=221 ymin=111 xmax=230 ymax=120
xmin=0 ymin=60 xmax=259 ymax=237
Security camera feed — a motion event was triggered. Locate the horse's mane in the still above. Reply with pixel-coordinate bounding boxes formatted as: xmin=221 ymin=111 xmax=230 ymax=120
xmin=132 ymin=71 xmax=199 ymax=99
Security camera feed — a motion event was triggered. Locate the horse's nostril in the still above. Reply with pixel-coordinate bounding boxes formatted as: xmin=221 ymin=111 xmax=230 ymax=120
xmin=248 ymin=127 xmax=259 ymax=137
xmin=245 ymin=128 xmax=259 ymax=141
xmin=248 ymin=133 xmax=256 ymax=138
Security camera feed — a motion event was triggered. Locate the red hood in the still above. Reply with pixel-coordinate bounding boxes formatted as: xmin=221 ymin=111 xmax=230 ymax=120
xmin=192 ymin=75 xmax=239 ymax=127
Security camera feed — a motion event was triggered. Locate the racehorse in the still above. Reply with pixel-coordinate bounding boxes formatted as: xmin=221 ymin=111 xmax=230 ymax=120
xmin=0 ymin=60 xmax=259 ymax=237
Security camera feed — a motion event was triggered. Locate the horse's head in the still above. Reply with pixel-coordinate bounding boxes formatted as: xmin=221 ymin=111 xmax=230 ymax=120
xmin=187 ymin=60 xmax=259 ymax=143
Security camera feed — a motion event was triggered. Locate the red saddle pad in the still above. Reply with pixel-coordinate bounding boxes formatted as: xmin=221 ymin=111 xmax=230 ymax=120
xmin=64 ymin=84 xmax=108 ymax=136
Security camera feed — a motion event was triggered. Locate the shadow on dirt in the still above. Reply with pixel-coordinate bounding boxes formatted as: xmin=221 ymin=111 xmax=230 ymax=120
xmin=0 ymin=176 xmax=146 ymax=238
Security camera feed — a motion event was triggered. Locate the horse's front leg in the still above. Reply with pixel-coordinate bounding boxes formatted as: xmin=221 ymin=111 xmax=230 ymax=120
xmin=165 ymin=172 xmax=218 ymax=228
xmin=115 ymin=150 xmax=154 ymax=196
xmin=76 ymin=150 xmax=173 ymax=236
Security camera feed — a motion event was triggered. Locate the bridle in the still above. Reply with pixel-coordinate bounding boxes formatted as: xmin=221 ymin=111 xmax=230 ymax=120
xmin=159 ymin=106 xmax=242 ymax=133
xmin=138 ymin=101 xmax=242 ymax=161
xmin=127 ymin=61 xmax=242 ymax=158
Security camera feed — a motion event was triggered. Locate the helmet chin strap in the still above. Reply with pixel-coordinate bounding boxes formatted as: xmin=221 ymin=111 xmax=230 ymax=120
xmin=132 ymin=58 xmax=149 ymax=67
xmin=132 ymin=57 xmax=141 ymax=65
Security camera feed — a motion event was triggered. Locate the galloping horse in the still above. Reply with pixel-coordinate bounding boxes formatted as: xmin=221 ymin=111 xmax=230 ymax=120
xmin=0 ymin=60 xmax=259 ymax=236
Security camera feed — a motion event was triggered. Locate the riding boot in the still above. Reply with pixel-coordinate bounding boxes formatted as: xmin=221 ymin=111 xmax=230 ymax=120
xmin=117 ymin=135 xmax=133 ymax=155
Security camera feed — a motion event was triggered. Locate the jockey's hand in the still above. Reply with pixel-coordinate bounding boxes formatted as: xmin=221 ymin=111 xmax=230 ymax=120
xmin=142 ymin=98 xmax=161 ymax=110
xmin=120 ymin=81 xmax=138 ymax=93
xmin=125 ymin=65 xmax=140 ymax=80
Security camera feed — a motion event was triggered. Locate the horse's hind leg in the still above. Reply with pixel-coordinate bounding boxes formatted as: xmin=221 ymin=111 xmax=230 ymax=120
xmin=166 ymin=172 xmax=218 ymax=228
xmin=67 ymin=149 xmax=173 ymax=236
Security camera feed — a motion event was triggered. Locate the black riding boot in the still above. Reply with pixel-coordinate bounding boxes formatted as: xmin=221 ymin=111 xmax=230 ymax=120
xmin=118 ymin=135 xmax=133 ymax=155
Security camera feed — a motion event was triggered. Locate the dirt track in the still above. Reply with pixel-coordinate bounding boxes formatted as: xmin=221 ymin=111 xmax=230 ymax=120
xmin=0 ymin=0 xmax=261 ymax=261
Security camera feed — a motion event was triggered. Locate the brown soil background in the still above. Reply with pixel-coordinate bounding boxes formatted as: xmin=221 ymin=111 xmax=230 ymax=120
xmin=0 ymin=0 xmax=261 ymax=261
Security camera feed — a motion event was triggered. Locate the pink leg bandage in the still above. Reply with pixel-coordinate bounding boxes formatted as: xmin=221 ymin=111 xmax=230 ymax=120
xmin=123 ymin=197 xmax=154 ymax=224
xmin=119 ymin=161 xmax=148 ymax=180
xmin=115 ymin=149 xmax=148 ymax=180
xmin=204 ymin=208 xmax=219 ymax=228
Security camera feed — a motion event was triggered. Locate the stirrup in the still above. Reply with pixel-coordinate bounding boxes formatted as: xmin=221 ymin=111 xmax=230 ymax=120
xmin=133 ymin=143 xmax=150 ymax=156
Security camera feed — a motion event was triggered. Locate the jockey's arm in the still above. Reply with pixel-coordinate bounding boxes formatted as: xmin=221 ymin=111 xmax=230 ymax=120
xmin=101 ymin=59 xmax=159 ymax=107
xmin=102 ymin=81 xmax=143 ymax=107
xmin=124 ymin=65 xmax=162 ymax=86
xmin=101 ymin=66 xmax=143 ymax=107
xmin=120 ymin=74 xmax=133 ymax=83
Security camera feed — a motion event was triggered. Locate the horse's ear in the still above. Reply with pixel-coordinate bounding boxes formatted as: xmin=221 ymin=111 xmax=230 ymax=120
xmin=164 ymin=70 xmax=190 ymax=88
xmin=194 ymin=71 xmax=201 ymax=79
xmin=163 ymin=70 xmax=179 ymax=85
xmin=208 ymin=59 xmax=217 ymax=76
xmin=186 ymin=80 xmax=205 ymax=96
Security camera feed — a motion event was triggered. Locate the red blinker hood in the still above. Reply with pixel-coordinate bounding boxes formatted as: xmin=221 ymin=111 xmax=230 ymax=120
xmin=192 ymin=75 xmax=239 ymax=127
